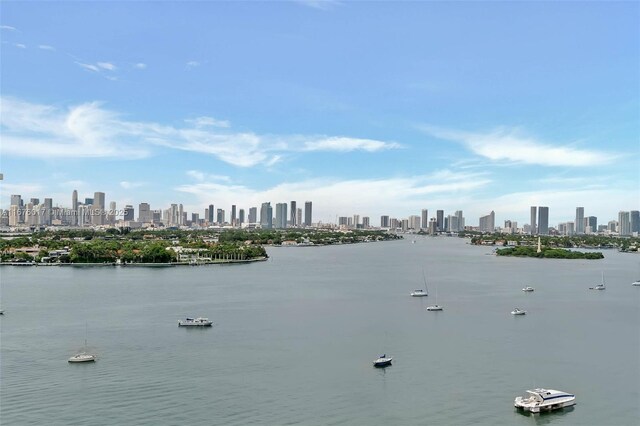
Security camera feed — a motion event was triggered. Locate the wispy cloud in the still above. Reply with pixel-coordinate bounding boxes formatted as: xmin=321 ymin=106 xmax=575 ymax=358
xmin=1 ymin=97 xmax=398 ymax=167
xmin=303 ymin=137 xmax=401 ymax=152
xmin=76 ymin=62 xmax=100 ymax=72
xmin=186 ymin=170 xmax=231 ymax=183
xmin=0 ymin=25 xmax=17 ymax=31
xmin=97 ymin=62 xmax=116 ymax=71
xmin=421 ymin=125 xmax=617 ymax=167
xmin=185 ymin=116 xmax=230 ymax=128
xmin=38 ymin=44 xmax=55 ymax=51
xmin=186 ymin=61 xmax=200 ymax=69
xmin=14 ymin=43 xmax=26 ymax=49
xmin=134 ymin=63 xmax=147 ymax=69
xmin=295 ymin=0 xmax=342 ymax=10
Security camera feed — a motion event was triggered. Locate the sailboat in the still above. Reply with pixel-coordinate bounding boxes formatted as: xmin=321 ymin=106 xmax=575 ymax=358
xmin=589 ymin=272 xmax=606 ymax=290
xmin=426 ymin=282 xmax=443 ymax=311
xmin=411 ymin=268 xmax=429 ymax=297
xmin=68 ymin=323 xmax=96 ymax=363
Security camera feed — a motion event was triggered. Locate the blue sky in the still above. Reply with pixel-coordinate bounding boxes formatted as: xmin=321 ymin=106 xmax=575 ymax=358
xmin=1 ymin=1 xmax=638 ymax=226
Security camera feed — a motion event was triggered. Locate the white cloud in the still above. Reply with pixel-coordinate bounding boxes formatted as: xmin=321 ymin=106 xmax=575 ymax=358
xmin=295 ymin=0 xmax=342 ymax=10
xmin=134 ymin=63 xmax=147 ymax=69
xmin=97 ymin=62 xmax=116 ymax=71
xmin=1 ymin=97 xmax=398 ymax=167
xmin=421 ymin=125 xmax=617 ymax=167
xmin=185 ymin=116 xmax=230 ymax=128
xmin=0 ymin=25 xmax=16 ymax=31
xmin=304 ymin=136 xmax=401 ymax=152
xmin=186 ymin=61 xmax=200 ymax=69
xmin=76 ymin=62 xmax=100 ymax=72
xmin=38 ymin=45 xmax=55 ymax=51
xmin=175 ymin=170 xmax=491 ymax=223
xmin=186 ymin=170 xmax=231 ymax=182
xmin=14 ymin=43 xmax=26 ymax=49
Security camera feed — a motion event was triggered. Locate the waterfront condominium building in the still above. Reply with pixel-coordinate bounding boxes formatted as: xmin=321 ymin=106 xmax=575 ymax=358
xmin=231 ymin=205 xmax=237 ymax=226
xmin=436 ymin=210 xmax=444 ymax=232
xmin=290 ymin=201 xmax=297 ymax=227
xmin=248 ymin=207 xmax=257 ymax=224
xmin=208 ymin=204 xmax=214 ymax=223
xmin=217 ymin=209 xmax=225 ymax=225
xmin=530 ymin=206 xmax=537 ymax=235
xmin=421 ymin=209 xmax=428 ymax=230
xmin=618 ymin=211 xmax=631 ymax=236
xmin=409 ymin=215 xmax=421 ymax=231
xmin=92 ymin=192 xmax=105 ymax=225
xmin=304 ymin=201 xmax=312 ymax=226
xmin=124 ymin=205 xmax=134 ymax=221
xmin=239 ymin=209 xmax=245 ymax=226
xmin=537 ymin=206 xmax=549 ymax=235
xmin=575 ymin=207 xmax=585 ymax=234
xmin=260 ymin=202 xmax=273 ymax=228
xmin=362 ymin=216 xmax=370 ymax=228
xmin=380 ymin=215 xmax=390 ymax=228
xmin=297 ymin=208 xmax=302 ymax=226
xmin=586 ymin=216 xmax=598 ymax=233
xmin=275 ymin=203 xmax=288 ymax=229
xmin=630 ymin=210 xmax=640 ymax=234
xmin=479 ymin=210 xmax=495 ymax=233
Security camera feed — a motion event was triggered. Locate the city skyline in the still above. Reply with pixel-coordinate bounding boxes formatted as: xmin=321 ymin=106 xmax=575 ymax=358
xmin=1 ymin=2 xmax=638 ymax=224
xmin=3 ymin=187 xmax=638 ymax=235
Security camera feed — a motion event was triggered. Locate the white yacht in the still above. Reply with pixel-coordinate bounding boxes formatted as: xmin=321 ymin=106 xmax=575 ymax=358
xmin=411 ymin=268 xmax=429 ymax=297
xmin=373 ymin=354 xmax=392 ymax=368
xmin=514 ymin=388 xmax=576 ymax=413
xmin=68 ymin=352 xmax=96 ymax=363
xmin=427 ymin=304 xmax=443 ymax=311
xmin=522 ymin=286 xmax=534 ymax=292
xmin=511 ymin=308 xmax=526 ymax=315
xmin=632 ymin=280 xmax=640 ymax=286
xmin=178 ymin=317 xmax=213 ymax=327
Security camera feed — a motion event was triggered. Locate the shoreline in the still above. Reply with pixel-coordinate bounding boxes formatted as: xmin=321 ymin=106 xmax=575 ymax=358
xmin=0 ymin=257 xmax=269 ymax=267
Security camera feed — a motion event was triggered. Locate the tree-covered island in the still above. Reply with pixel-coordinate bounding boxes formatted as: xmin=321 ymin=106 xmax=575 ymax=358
xmin=0 ymin=228 xmax=401 ymax=265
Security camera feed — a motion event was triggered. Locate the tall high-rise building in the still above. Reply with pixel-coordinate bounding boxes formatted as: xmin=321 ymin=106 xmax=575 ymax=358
xmin=260 ymin=202 xmax=272 ymax=228
xmin=479 ymin=211 xmax=495 ymax=233
xmin=409 ymin=215 xmax=421 ymax=230
xmin=108 ymin=201 xmax=117 ymax=225
xmin=84 ymin=198 xmax=94 ymax=205
xmin=92 ymin=192 xmax=105 ymax=225
xmin=239 ymin=209 xmax=245 ymax=226
xmin=208 ymin=204 xmax=214 ymax=223
xmin=537 ymin=206 xmax=549 ymax=235
xmin=575 ymin=207 xmax=585 ymax=234
xmin=586 ymin=216 xmax=597 ymax=233
xmin=217 ymin=209 xmax=225 ymax=225
xmin=436 ymin=210 xmax=444 ymax=232
xmin=530 ymin=206 xmax=537 ymax=234
xmin=275 ymin=203 xmax=288 ymax=229
xmin=380 ymin=215 xmax=390 ymax=228
xmin=231 ymin=205 xmax=237 ymax=226
xmin=304 ymin=201 xmax=312 ymax=226
xmin=71 ymin=190 xmax=78 ymax=226
xmin=362 ymin=217 xmax=370 ymax=228
xmin=455 ymin=210 xmax=464 ymax=231
xmin=290 ymin=201 xmax=297 ymax=226
xmin=618 ymin=211 xmax=631 ymax=236
xmin=42 ymin=198 xmax=53 ymax=226
xmin=421 ymin=209 xmax=428 ymax=229
xmin=248 ymin=207 xmax=257 ymax=224
xmin=138 ymin=203 xmax=151 ymax=223
xmin=10 ymin=194 xmax=22 ymax=206
xmin=297 ymin=208 xmax=302 ymax=226
xmin=630 ymin=211 xmax=640 ymax=234
xmin=124 ymin=205 xmax=134 ymax=221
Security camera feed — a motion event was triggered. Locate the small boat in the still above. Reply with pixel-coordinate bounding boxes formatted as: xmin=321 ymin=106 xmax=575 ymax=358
xmin=511 ymin=308 xmax=526 ymax=315
xmin=522 ymin=286 xmax=534 ymax=292
xmin=589 ymin=272 xmax=606 ymax=290
xmin=178 ymin=317 xmax=213 ymax=327
xmin=0 ymin=310 xmax=4 ymax=315
xmin=68 ymin=352 xmax=96 ymax=363
xmin=411 ymin=268 xmax=429 ymax=297
xmin=514 ymin=388 xmax=576 ymax=413
xmin=426 ymin=282 xmax=442 ymax=311
xmin=632 ymin=280 xmax=640 ymax=287
xmin=373 ymin=354 xmax=392 ymax=368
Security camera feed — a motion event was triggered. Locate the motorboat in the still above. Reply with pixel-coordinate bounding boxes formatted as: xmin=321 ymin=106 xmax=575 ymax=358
xmin=511 ymin=308 xmax=526 ymax=315
xmin=373 ymin=354 xmax=392 ymax=368
xmin=426 ymin=305 xmax=443 ymax=311
xmin=68 ymin=352 xmax=96 ymax=363
xmin=178 ymin=317 xmax=213 ymax=327
xmin=632 ymin=280 xmax=640 ymax=286
xmin=410 ymin=289 xmax=428 ymax=297
xmin=589 ymin=272 xmax=606 ymax=290
xmin=514 ymin=388 xmax=576 ymax=413
xmin=522 ymin=286 xmax=534 ymax=292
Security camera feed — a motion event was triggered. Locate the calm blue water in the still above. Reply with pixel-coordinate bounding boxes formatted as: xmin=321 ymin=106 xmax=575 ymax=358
xmin=1 ymin=237 xmax=639 ymax=425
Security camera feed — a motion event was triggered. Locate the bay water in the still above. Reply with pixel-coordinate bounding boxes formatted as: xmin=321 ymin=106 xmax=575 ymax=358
xmin=1 ymin=237 xmax=638 ymax=425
